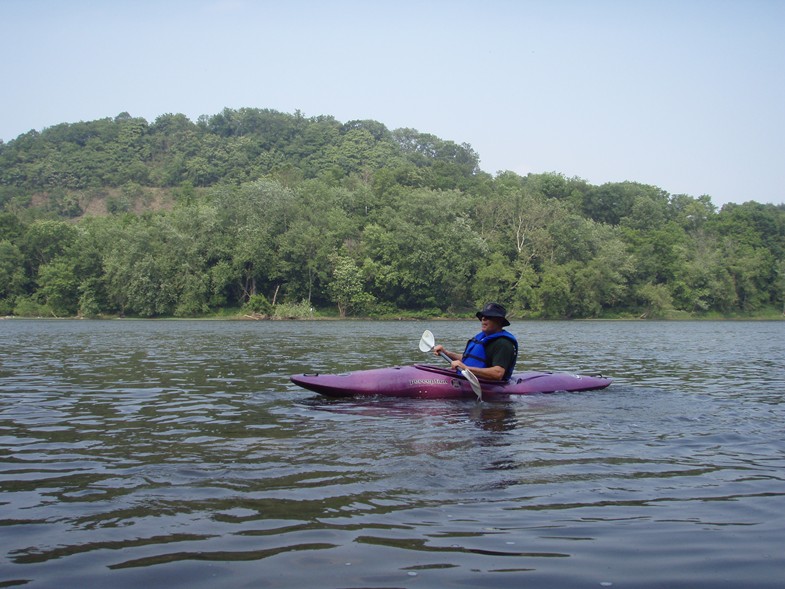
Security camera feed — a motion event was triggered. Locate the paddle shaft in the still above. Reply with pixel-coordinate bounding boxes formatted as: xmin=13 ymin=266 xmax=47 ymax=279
xmin=437 ymin=350 xmax=453 ymax=364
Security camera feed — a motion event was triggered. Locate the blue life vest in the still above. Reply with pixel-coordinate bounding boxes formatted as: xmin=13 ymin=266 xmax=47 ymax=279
xmin=462 ymin=330 xmax=519 ymax=381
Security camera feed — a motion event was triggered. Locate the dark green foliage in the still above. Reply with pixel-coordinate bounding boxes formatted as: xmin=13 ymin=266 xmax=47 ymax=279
xmin=244 ymin=294 xmax=272 ymax=316
xmin=0 ymin=109 xmax=783 ymax=318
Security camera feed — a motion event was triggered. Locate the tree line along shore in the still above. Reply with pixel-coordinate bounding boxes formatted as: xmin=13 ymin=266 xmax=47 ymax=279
xmin=1 ymin=108 xmax=783 ymax=320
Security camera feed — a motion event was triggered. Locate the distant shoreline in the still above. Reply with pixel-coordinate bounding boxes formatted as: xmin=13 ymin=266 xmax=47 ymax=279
xmin=4 ymin=313 xmax=783 ymax=322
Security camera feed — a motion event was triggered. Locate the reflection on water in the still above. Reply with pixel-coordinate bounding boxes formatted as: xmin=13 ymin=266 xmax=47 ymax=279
xmin=1 ymin=319 xmax=784 ymax=588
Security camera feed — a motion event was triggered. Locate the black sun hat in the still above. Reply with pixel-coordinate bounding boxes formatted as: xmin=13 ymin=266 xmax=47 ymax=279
xmin=475 ymin=302 xmax=510 ymax=327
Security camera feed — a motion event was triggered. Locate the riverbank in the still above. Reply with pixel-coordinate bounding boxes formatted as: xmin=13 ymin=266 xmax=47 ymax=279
xmin=4 ymin=306 xmax=784 ymax=321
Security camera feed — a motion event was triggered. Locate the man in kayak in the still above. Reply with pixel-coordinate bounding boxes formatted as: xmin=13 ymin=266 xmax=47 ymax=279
xmin=433 ymin=302 xmax=519 ymax=381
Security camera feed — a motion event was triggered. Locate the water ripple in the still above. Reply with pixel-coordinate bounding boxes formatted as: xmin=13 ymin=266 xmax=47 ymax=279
xmin=1 ymin=319 xmax=784 ymax=588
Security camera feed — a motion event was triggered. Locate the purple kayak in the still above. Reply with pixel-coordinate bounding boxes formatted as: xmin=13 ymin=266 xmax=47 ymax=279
xmin=290 ymin=364 xmax=612 ymax=400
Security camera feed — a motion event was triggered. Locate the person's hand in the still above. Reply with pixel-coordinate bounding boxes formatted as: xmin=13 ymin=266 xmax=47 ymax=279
xmin=451 ymin=360 xmax=467 ymax=372
xmin=433 ymin=344 xmax=445 ymax=356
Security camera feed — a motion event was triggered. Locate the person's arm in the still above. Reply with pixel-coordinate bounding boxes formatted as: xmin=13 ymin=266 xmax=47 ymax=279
xmin=432 ymin=345 xmax=460 ymax=361
xmin=457 ymin=362 xmax=505 ymax=381
xmin=434 ymin=344 xmax=508 ymax=380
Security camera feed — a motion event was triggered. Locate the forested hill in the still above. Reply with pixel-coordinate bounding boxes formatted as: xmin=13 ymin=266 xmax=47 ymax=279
xmin=0 ymin=109 xmax=484 ymax=201
xmin=1 ymin=107 xmax=784 ymax=319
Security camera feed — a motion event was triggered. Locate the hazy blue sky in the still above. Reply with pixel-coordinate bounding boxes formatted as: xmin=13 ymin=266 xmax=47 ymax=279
xmin=2 ymin=0 xmax=783 ymax=206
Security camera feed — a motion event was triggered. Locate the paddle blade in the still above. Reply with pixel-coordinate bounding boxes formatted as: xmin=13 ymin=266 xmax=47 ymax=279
xmin=462 ymin=368 xmax=483 ymax=401
xmin=418 ymin=330 xmax=436 ymax=353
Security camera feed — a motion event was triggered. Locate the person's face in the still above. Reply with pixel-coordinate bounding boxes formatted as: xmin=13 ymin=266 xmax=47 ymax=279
xmin=480 ymin=315 xmax=504 ymax=334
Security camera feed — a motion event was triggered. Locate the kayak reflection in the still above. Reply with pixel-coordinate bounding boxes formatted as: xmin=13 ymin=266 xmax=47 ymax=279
xmin=298 ymin=395 xmax=519 ymax=433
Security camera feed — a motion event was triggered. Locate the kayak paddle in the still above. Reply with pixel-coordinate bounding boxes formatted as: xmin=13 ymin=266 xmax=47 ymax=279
xmin=419 ymin=330 xmax=483 ymax=400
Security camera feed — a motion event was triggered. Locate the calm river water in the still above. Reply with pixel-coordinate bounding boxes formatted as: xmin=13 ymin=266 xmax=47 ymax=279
xmin=1 ymin=319 xmax=784 ymax=588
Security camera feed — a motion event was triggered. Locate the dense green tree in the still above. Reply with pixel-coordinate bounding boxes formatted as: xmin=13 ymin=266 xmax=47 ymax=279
xmin=471 ymin=251 xmax=519 ymax=310
xmin=101 ymin=218 xmax=175 ymax=316
xmin=776 ymin=259 xmax=785 ymax=314
xmin=669 ymin=193 xmax=716 ymax=230
xmin=327 ymin=253 xmax=374 ymax=317
xmin=571 ymin=235 xmax=635 ymax=316
xmin=36 ymin=257 xmax=80 ymax=316
xmin=361 ymin=189 xmax=482 ymax=310
xmin=636 ymin=282 xmax=674 ymax=318
xmin=583 ymin=182 xmax=668 ymax=227
xmin=211 ymin=178 xmax=296 ymax=303
xmin=274 ymin=181 xmax=360 ymax=304
xmin=537 ymin=263 xmax=573 ymax=318
xmin=720 ymin=239 xmax=774 ymax=311
xmin=0 ymin=240 xmax=27 ymax=313
xmin=19 ymin=219 xmax=79 ymax=278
